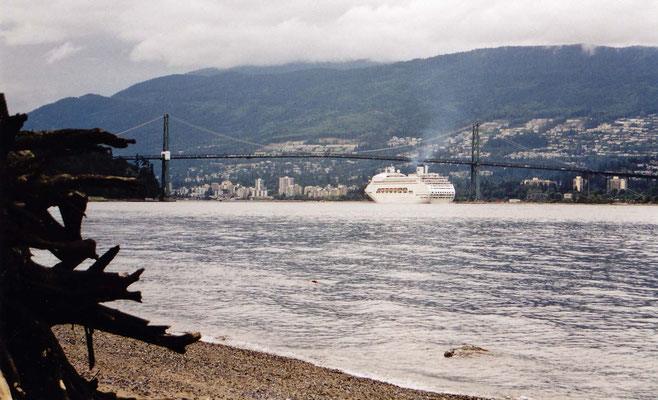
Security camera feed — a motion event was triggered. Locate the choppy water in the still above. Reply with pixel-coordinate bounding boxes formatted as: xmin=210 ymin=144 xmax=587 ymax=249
xmin=45 ymin=202 xmax=657 ymax=399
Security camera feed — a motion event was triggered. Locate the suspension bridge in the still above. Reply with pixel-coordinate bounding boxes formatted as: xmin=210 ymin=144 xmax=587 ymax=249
xmin=113 ymin=114 xmax=658 ymax=200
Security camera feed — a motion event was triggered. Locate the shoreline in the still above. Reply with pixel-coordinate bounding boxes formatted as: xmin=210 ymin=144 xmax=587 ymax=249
xmin=55 ymin=325 xmax=490 ymax=400
xmin=89 ymin=197 xmax=655 ymax=206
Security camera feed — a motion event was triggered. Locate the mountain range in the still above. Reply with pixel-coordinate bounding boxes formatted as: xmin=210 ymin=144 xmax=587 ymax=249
xmin=24 ymin=45 xmax=658 ymax=156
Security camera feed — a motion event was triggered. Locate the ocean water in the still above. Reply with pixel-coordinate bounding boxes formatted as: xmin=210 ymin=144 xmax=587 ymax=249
xmin=44 ymin=202 xmax=657 ymax=399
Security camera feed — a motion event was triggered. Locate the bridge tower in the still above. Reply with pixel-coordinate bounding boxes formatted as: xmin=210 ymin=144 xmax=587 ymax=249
xmin=160 ymin=114 xmax=170 ymax=201
xmin=470 ymin=122 xmax=481 ymax=200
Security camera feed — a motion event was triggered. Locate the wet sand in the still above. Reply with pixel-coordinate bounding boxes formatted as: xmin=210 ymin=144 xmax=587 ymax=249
xmin=55 ymin=325 xmax=490 ymax=400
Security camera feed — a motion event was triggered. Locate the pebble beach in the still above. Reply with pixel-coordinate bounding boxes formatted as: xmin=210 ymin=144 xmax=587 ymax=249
xmin=55 ymin=325 xmax=489 ymax=400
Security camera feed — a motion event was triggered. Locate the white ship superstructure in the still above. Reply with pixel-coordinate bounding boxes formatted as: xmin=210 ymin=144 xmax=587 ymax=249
xmin=365 ymin=165 xmax=455 ymax=204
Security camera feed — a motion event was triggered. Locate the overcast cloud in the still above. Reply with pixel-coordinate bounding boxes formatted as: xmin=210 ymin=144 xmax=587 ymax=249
xmin=1 ymin=0 xmax=657 ymax=112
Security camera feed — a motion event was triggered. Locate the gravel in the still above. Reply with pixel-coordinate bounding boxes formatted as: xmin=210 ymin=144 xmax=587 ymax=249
xmin=54 ymin=325 xmax=490 ymax=400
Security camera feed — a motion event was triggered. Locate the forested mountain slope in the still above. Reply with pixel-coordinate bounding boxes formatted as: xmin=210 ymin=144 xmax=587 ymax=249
xmin=26 ymin=45 xmax=658 ymax=155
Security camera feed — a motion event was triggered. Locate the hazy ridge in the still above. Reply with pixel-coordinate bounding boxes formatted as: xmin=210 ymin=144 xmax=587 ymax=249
xmin=25 ymin=45 xmax=658 ymax=156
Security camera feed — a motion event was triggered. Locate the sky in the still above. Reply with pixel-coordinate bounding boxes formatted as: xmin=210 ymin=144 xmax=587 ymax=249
xmin=1 ymin=0 xmax=657 ymax=113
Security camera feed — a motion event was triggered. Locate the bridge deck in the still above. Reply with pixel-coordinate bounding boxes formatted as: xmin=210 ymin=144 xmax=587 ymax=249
xmin=116 ymin=152 xmax=658 ymax=180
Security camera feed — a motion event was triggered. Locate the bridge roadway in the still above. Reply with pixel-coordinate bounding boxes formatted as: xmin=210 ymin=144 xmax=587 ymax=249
xmin=116 ymin=152 xmax=658 ymax=180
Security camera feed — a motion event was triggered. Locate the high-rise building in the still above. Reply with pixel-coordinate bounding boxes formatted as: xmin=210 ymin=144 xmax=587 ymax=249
xmin=234 ymin=186 xmax=250 ymax=199
xmin=573 ymin=176 xmax=586 ymax=192
xmin=278 ymin=176 xmax=295 ymax=196
xmin=220 ymin=180 xmax=234 ymax=195
xmin=254 ymin=178 xmax=268 ymax=198
xmin=209 ymin=182 xmax=220 ymax=195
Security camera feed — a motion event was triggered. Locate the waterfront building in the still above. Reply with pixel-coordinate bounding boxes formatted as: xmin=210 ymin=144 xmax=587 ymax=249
xmin=220 ymin=180 xmax=234 ymax=195
xmin=607 ymin=176 xmax=627 ymax=192
xmin=303 ymin=185 xmax=319 ymax=198
xmin=190 ymin=184 xmax=210 ymax=199
xmin=278 ymin=176 xmax=295 ymax=196
xmin=254 ymin=178 xmax=268 ymax=198
xmin=234 ymin=186 xmax=250 ymax=199
xmin=210 ymin=182 xmax=221 ymax=197
xmin=573 ymin=176 xmax=586 ymax=192
xmin=523 ymin=177 xmax=556 ymax=186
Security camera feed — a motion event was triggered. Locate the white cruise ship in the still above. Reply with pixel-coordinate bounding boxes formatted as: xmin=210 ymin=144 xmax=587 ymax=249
xmin=365 ymin=165 xmax=455 ymax=204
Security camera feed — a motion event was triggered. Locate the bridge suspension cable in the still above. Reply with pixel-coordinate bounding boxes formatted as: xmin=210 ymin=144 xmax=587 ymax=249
xmin=494 ymin=134 xmax=576 ymax=170
xmin=494 ymin=132 xmax=654 ymax=185
xmin=168 ymin=115 xmax=265 ymax=148
xmin=114 ymin=115 xmax=163 ymax=136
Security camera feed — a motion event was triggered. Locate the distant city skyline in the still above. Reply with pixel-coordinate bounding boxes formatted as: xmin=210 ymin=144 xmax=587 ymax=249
xmin=176 ymin=176 xmax=354 ymax=200
xmin=2 ymin=0 xmax=658 ymax=113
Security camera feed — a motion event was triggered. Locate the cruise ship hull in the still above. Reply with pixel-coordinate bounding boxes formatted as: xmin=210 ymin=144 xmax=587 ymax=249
xmin=365 ymin=192 xmax=428 ymax=204
xmin=365 ymin=191 xmax=454 ymax=204
xmin=364 ymin=166 xmax=455 ymax=204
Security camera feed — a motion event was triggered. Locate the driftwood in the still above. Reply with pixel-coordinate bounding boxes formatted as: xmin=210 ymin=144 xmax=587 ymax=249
xmin=0 ymin=94 xmax=201 ymax=399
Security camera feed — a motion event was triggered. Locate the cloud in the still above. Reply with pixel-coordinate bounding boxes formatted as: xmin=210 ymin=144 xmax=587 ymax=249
xmin=580 ymin=44 xmax=598 ymax=56
xmin=1 ymin=0 xmax=657 ymax=111
xmin=2 ymin=0 xmax=657 ymax=68
xmin=45 ymin=41 xmax=83 ymax=64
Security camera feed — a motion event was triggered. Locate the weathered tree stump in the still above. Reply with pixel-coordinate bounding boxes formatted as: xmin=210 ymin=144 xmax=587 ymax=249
xmin=0 ymin=93 xmax=200 ymax=399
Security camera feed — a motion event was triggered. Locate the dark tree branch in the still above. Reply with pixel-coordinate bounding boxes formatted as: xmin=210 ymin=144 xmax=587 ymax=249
xmin=0 ymin=93 xmax=200 ymax=399
xmin=13 ymin=129 xmax=136 ymax=150
xmin=58 ymin=191 xmax=88 ymax=241
xmin=88 ymin=246 xmax=120 ymax=273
